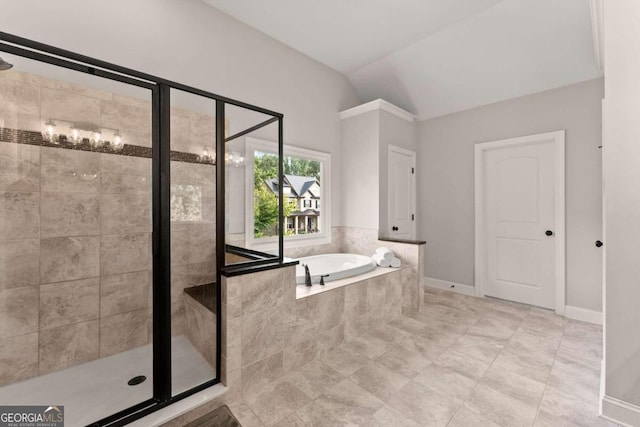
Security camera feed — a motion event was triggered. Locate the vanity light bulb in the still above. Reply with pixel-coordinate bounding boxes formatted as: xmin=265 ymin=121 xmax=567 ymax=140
xmin=227 ymin=151 xmax=245 ymax=167
xmin=90 ymin=130 xmax=102 ymax=147
xmin=43 ymin=120 xmax=57 ymax=143
xmin=70 ymin=127 xmax=81 ymax=144
xmin=112 ymin=132 xmax=123 ymax=151
xmin=200 ymin=146 xmax=216 ymax=163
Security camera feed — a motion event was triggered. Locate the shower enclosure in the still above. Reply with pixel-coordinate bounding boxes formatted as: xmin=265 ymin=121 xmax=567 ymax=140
xmin=0 ymin=32 xmax=285 ymax=426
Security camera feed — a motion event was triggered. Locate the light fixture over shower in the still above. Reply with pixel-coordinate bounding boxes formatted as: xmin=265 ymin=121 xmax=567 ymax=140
xmin=200 ymin=146 xmax=215 ymax=163
xmin=0 ymin=56 xmax=13 ymax=71
xmin=199 ymin=146 xmax=245 ymax=167
xmin=226 ymin=151 xmax=245 ymax=167
xmin=41 ymin=118 xmax=124 ymax=150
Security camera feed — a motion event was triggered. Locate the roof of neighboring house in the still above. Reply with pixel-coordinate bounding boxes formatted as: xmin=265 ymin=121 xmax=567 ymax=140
xmin=285 ymin=175 xmax=317 ymax=197
xmin=264 ymin=175 xmax=319 ymax=198
xmin=264 ymin=178 xmax=279 ymax=194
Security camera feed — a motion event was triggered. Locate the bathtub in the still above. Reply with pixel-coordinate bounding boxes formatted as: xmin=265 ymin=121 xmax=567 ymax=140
xmin=295 ymin=253 xmax=377 ymax=285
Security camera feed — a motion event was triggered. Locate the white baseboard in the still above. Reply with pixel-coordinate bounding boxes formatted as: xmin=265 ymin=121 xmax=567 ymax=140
xmin=424 ymin=276 xmax=475 ymax=296
xmin=426 ymin=278 xmax=604 ymax=325
xmin=565 ymin=305 xmax=603 ymax=325
xmin=600 ymin=359 xmax=606 ymax=417
xmin=601 ymin=395 xmax=640 ymax=427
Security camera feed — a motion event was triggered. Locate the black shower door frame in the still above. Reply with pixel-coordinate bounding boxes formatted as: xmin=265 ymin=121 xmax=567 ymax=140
xmin=0 ymin=32 xmax=285 ymax=426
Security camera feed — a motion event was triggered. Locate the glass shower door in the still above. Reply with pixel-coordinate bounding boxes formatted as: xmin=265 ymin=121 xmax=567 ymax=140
xmin=169 ymin=88 xmax=217 ymax=396
xmin=0 ymin=51 xmax=154 ymax=425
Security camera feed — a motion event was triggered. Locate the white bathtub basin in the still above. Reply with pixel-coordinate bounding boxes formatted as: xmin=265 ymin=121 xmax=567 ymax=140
xmin=295 ymin=253 xmax=376 ymax=285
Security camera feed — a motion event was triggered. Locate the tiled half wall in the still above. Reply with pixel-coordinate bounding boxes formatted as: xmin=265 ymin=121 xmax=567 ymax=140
xmin=220 ymin=266 xmax=406 ymax=403
xmin=163 ymin=242 xmax=423 ymax=425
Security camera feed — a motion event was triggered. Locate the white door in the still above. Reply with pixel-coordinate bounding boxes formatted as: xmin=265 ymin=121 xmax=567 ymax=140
xmin=476 ymin=132 xmax=565 ymax=310
xmin=388 ymin=145 xmax=416 ymax=239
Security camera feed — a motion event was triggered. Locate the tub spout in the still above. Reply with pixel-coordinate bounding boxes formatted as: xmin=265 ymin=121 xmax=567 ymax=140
xmin=303 ymin=263 xmax=312 ymax=287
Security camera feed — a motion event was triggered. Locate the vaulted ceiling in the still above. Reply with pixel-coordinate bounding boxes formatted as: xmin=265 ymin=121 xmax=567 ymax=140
xmin=203 ymin=0 xmax=603 ymax=120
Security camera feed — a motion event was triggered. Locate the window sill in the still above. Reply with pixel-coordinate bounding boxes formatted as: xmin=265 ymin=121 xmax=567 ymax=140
xmin=248 ymin=234 xmax=331 ymax=252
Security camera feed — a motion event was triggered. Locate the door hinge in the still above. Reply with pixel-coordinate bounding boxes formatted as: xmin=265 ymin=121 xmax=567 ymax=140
xmin=411 ymin=167 xmax=415 ymax=174
xmin=411 ymin=214 xmax=415 ymax=221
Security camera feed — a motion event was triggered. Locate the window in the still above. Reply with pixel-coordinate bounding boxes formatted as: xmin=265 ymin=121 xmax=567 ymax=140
xmin=245 ymin=137 xmax=331 ymax=248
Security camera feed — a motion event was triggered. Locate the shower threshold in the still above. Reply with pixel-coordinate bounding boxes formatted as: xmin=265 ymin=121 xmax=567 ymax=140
xmin=0 ymin=335 xmax=215 ymax=426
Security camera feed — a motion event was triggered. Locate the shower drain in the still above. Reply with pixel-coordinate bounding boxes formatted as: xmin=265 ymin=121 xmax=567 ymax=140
xmin=127 ymin=375 xmax=147 ymax=386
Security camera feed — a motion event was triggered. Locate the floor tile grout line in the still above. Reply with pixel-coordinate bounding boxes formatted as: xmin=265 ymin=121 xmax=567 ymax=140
xmin=445 ymin=303 xmax=533 ymax=426
xmin=531 ymin=319 xmax=568 ymax=426
xmin=239 ymin=400 xmax=269 ymax=426
xmin=443 ymin=307 xmax=500 ymax=426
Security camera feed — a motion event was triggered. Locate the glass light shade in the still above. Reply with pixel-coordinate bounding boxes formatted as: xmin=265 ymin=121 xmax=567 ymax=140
xmin=69 ymin=126 xmax=82 ymax=144
xmin=200 ymin=146 xmax=215 ymax=163
xmin=112 ymin=132 xmax=123 ymax=151
xmin=227 ymin=151 xmax=245 ymax=168
xmin=89 ymin=129 xmax=102 ymax=147
xmin=42 ymin=120 xmax=57 ymax=143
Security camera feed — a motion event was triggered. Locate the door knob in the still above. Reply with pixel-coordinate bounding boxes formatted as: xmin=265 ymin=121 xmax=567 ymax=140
xmin=545 ymin=230 xmax=554 ymax=236
xmin=392 ymin=226 xmax=398 ymax=231
xmin=595 ymin=240 xmax=603 ymax=248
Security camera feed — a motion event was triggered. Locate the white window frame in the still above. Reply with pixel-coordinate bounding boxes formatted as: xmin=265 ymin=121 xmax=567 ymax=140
xmin=245 ymin=137 xmax=332 ymax=250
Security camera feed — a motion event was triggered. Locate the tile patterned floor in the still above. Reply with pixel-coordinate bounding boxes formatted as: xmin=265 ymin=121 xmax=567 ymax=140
xmin=231 ymin=287 xmax=615 ymax=427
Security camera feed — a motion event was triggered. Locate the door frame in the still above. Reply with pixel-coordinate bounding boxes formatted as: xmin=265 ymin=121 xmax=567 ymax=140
xmin=388 ymin=144 xmax=417 ymax=239
xmin=474 ymin=130 xmax=566 ymax=315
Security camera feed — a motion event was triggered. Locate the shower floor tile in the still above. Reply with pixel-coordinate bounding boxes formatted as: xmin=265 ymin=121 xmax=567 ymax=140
xmin=0 ymin=335 xmax=214 ymax=426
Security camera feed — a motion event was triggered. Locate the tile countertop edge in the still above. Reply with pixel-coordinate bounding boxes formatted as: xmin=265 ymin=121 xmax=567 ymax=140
xmin=378 ymin=237 xmax=426 ymax=245
xmin=295 ymin=266 xmax=405 ymax=300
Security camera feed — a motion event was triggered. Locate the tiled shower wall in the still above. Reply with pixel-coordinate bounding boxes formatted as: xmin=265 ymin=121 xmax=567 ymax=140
xmin=0 ymin=70 xmax=216 ymax=387
xmin=170 ymin=161 xmax=216 ymax=337
xmin=0 ymin=143 xmax=153 ymax=387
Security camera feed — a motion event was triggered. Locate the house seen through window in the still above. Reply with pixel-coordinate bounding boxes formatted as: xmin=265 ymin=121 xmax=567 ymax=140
xmin=253 ymin=151 xmax=322 ymax=239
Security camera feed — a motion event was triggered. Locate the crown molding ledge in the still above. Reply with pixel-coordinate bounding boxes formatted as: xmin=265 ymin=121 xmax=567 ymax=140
xmin=339 ymin=99 xmax=416 ymax=122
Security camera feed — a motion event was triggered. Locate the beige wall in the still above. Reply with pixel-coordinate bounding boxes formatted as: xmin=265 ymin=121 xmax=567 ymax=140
xmin=602 ymin=0 xmax=640 ymax=418
xmin=0 ymin=0 xmax=361 ymax=227
xmin=418 ymin=78 xmax=604 ymax=312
